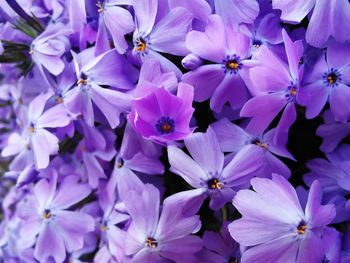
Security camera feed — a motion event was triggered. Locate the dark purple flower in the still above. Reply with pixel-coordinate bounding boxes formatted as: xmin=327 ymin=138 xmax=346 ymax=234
xmin=229 ymin=175 xmax=336 ymax=262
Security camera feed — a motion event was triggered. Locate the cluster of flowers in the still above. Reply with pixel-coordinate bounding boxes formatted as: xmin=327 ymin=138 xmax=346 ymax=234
xmin=0 ymin=0 xmax=350 ymax=262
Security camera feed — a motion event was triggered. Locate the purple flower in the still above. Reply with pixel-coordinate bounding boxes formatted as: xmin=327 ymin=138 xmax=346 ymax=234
xmin=272 ymin=0 xmax=350 ymax=47
xmin=128 ymin=83 xmax=195 ymax=144
xmin=123 ymin=183 xmax=202 ymax=262
xmin=132 ymin=0 xmax=193 ymax=76
xmin=2 ymin=91 xmax=71 ymax=170
xmin=213 ymin=0 xmax=259 ymax=30
xmin=95 ymin=0 xmax=134 ymax=55
xmin=229 ymin=175 xmax=336 ymax=262
xmin=18 ymin=173 xmax=95 ymax=263
xmin=168 ymin=127 xmax=263 ymax=210
xmin=241 ymin=29 xmax=303 ymax=134
xmin=211 ymin=118 xmax=294 ymax=178
xmin=304 ymin=144 xmax=350 ymax=199
xmin=182 ymin=15 xmax=252 ymax=112
xmin=30 ymin=23 xmax=70 ymax=76
xmin=298 ymin=42 xmax=350 ymax=122
xmin=196 ymin=221 xmax=241 ymax=263
xmin=64 ymin=49 xmax=136 ymax=128
xmin=316 ymin=110 xmax=350 ymax=153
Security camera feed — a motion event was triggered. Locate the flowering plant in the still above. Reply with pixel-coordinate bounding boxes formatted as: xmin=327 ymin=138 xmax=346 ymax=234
xmin=0 ymin=0 xmax=350 ymax=262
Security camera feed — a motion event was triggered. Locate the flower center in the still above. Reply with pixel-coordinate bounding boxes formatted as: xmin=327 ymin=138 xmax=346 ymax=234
xmin=77 ymin=72 xmax=88 ymax=85
xmin=96 ymin=1 xmax=104 ymax=13
xmin=42 ymin=209 xmax=52 ymax=219
xmin=145 ymin=237 xmax=158 ymax=249
xmin=135 ymin=37 xmax=147 ymax=52
xmin=251 ymin=138 xmax=267 ymax=149
xmin=223 ymin=55 xmax=242 ymax=74
xmin=100 ymin=222 xmax=108 ymax=232
xmin=252 ymin=39 xmax=262 ymax=48
xmin=28 ymin=123 xmax=35 ymax=133
xmin=155 ymin=117 xmax=175 ymax=135
xmin=207 ymin=178 xmax=223 ymax=190
xmin=297 ymin=222 xmax=307 ymax=235
xmin=285 ymin=83 xmax=298 ymax=103
xmin=323 ymin=68 xmax=341 ymax=87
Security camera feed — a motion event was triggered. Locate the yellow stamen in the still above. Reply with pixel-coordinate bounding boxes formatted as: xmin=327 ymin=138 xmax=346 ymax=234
xmin=100 ymin=225 xmax=107 ymax=232
xmin=56 ymin=97 xmax=63 ymax=104
xmin=290 ymin=88 xmax=297 ymax=96
xmin=255 ymin=141 xmax=268 ymax=149
xmin=227 ymin=61 xmax=239 ymax=70
xmin=136 ymin=39 xmax=147 ymax=52
xmin=77 ymin=78 xmax=87 ymax=85
xmin=145 ymin=237 xmax=158 ymax=249
xmin=28 ymin=126 xmax=35 ymax=133
xmin=210 ymin=179 xmax=223 ymax=190
xmin=297 ymin=225 xmax=307 ymax=234
xmin=96 ymin=1 xmax=104 ymax=13
xmin=43 ymin=210 xmax=52 ymax=219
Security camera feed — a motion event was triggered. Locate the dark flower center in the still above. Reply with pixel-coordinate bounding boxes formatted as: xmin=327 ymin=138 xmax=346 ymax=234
xmin=42 ymin=209 xmax=52 ymax=219
xmin=327 ymin=73 xmax=337 ymax=85
xmin=135 ymin=37 xmax=147 ymax=52
xmin=156 ymin=116 xmax=175 ymax=135
xmin=207 ymin=178 xmax=223 ymax=190
xmin=323 ymin=68 xmax=341 ymax=87
xmin=252 ymin=39 xmax=262 ymax=48
xmin=251 ymin=138 xmax=267 ymax=149
xmin=77 ymin=72 xmax=88 ymax=85
xmin=145 ymin=237 xmax=158 ymax=248
xmin=285 ymin=83 xmax=298 ymax=103
xmin=297 ymin=221 xmax=307 ymax=234
xmin=223 ymin=55 xmax=242 ymax=74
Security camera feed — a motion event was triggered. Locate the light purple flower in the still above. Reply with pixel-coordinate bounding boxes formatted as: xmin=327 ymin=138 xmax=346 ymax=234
xmin=95 ymin=0 xmax=134 ymax=55
xmin=18 ymin=173 xmax=95 ymax=263
xmin=273 ymin=0 xmax=350 ymax=47
xmin=211 ymin=118 xmax=294 ymax=178
xmin=182 ymin=15 xmax=252 ymax=112
xmin=132 ymin=0 xmax=193 ymax=76
xmin=229 ymin=175 xmax=336 ymax=262
xmin=168 ymin=127 xmax=263 ymax=210
xmin=241 ymin=29 xmax=303 ymax=134
xmin=123 ymin=183 xmax=202 ymax=263
xmin=298 ymin=42 xmax=350 ymax=122
xmin=30 ymin=22 xmax=70 ymax=76
xmin=64 ymin=48 xmax=136 ymax=128
xmin=2 ymin=91 xmax=71 ymax=170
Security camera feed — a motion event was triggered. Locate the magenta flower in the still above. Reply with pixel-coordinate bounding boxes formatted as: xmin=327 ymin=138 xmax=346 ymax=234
xmin=229 ymin=175 xmax=336 ymax=262
xmin=128 ymin=83 xmax=195 ymax=144
xmin=18 ymin=174 xmax=95 ymax=263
